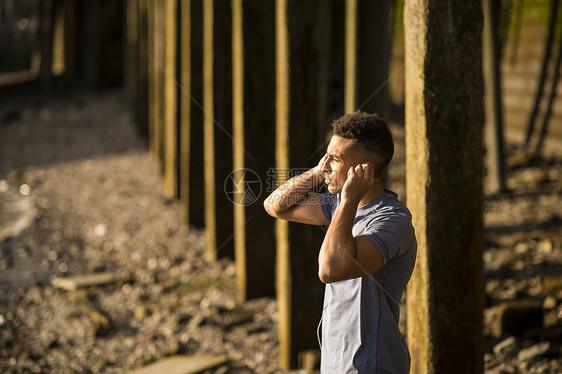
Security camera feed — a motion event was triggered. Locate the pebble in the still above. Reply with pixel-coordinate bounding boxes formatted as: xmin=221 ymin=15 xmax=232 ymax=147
xmin=517 ymin=342 xmax=550 ymax=362
xmin=1 ymin=91 xmax=561 ymax=374
xmin=493 ymin=336 xmax=518 ymax=361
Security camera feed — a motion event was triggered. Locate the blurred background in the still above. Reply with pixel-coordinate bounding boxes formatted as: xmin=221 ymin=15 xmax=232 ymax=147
xmin=0 ymin=0 xmax=561 ymax=373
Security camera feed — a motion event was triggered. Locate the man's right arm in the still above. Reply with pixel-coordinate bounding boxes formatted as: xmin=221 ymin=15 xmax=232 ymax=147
xmin=263 ymin=157 xmax=329 ymax=225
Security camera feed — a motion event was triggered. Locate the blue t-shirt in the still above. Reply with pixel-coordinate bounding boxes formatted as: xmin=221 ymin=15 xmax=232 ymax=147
xmin=320 ymin=190 xmax=417 ymax=373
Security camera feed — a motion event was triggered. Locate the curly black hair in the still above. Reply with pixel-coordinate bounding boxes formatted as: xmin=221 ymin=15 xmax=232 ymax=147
xmin=331 ymin=111 xmax=394 ymax=177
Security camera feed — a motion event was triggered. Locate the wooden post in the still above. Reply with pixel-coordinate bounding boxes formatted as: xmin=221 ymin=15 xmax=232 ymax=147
xmin=276 ymin=0 xmax=329 ymax=368
xmin=404 ymin=1 xmax=484 ymax=373
xmin=356 ymin=0 xmax=391 ymax=118
xmin=344 ymin=0 xmax=357 ymax=114
xmin=179 ymin=0 xmax=191 ymax=224
xmin=126 ymin=0 xmax=138 ymax=120
xmin=330 ymin=0 xmax=345 ymax=120
xmin=51 ymin=0 xmax=65 ymax=76
xmin=163 ymin=0 xmax=178 ymax=199
xmin=147 ymin=0 xmax=157 ymax=158
xmin=62 ymin=0 xmax=77 ymax=82
xmin=136 ymin=0 xmax=149 ymax=140
xmin=347 ymin=0 xmax=392 ymax=184
xmin=203 ymin=0 xmax=234 ymax=260
xmin=483 ymin=0 xmax=506 ymax=194
xmin=149 ymin=0 xmax=165 ymax=165
xmin=39 ymin=0 xmax=55 ymax=91
xmin=178 ymin=0 xmax=205 ymax=227
xmin=189 ymin=0 xmax=206 ymax=227
xmin=232 ymin=0 xmax=276 ymax=301
xmin=344 ymin=0 xmax=391 ymax=115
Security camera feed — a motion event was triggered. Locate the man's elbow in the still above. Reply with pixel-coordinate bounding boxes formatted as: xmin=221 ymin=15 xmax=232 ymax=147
xmin=318 ymin=264 xmax=338 ymax=284
xmin=263 ymin=198 xmax=278 ymax=218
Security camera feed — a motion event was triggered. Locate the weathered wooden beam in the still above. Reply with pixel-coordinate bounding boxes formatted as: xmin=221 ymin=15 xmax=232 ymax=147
xmin=178 ymin=0 xmax=205 ymax=227
xmin=232 ymin=0 xmax=276 ymax=301
xmin=126 ymin=0 xmax=138 ymax=122
xmin=344 ymin=0 xmax=391 ymax=115
xmin=188 ymin=0 xmax=205 ymax=227
xmin=149 ymin=0 xmax=165 ymax=166
xmin=203 ymin=0 xmax=234 ymax=260
xmin=276 ymin=0 xmax=329 ymax=369
xmin=147 ymin=0 xmax=157 ymax=159
xmin=39 ymin=0 xmax=55 ymax=91
xmin=345 ymin=0 xmax=392 ymax=185
xmin=179 ymin=0 xmax=192 ymax=224
xmin=163 ymin=0 xmax=178 ymax=199
xmin=62 ymin=0 xmax=78 ymax=81
xmin=355 ymin=0 xmax=391 ymax=118
xmin=136 ymin=0 xmax=149 ymax=140
xmin=404 ymin=1 xmax=484 ymax=373
xmin=483 ymin=0 xmax=507 ymax=194
xmin=344 ymin=0 xmax=357 ymax=114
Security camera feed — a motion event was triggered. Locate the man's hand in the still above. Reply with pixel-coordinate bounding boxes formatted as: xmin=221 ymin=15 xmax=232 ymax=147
xmin=341 ymin=163 xmax=374 ymax=204
xmin=313 ymin=153 xmax=328 ymax=178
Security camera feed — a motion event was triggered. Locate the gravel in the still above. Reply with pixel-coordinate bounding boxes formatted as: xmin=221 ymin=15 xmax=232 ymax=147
xmin=1 ymin=88 xmax=561 ymax=373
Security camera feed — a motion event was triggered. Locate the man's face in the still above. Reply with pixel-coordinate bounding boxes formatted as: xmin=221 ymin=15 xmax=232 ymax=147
xmin=320 ymin=135 xmax=362 ymax=194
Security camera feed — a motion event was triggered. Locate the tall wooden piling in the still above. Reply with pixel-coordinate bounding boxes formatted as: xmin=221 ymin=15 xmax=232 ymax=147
xmin=483 ymin=0 xmax=507 ymax=194
xmin=404 ymin=1 xmax=484 ymax=373
xmin=136 ymin=0 xmax=149 ymax=140
xmin=179 ymin=0 xmax=191 ymax=224
xmin=149 ymin=0 xmax=165 ymax=165
xmin=179 ymin=0 xmax=206 ymax=227
xmin=188 ymin=0 xmax=206 ymax=227
xmin=276 ymin=0 xmax=329 ymax=368
xmin=126 ymin=0 xmax=138 ymax=113
xmin=147 ymin=0 xmax=160 ymax=162
xmin=203 ymin=0 xmax=234 ymax=260
xmin=232 ymin=0 xmax=276 ymax=301
xmin=162 ymin=0 xmax=178 ymax=200
xmin=355 ymin=0 xmax=391 ymax=118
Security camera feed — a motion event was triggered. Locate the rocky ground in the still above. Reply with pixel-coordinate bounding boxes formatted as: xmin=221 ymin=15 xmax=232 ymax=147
xmin=0 ymin=89 xmax=561 ymax=373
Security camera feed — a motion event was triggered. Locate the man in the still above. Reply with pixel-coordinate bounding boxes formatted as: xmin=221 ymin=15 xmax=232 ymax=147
xmin=264 ymin=111 xmax=417 ymax=373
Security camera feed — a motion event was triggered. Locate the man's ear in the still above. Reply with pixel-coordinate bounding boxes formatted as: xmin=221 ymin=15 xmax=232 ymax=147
xmin=361 ymin=162 xmax=375 ymax=177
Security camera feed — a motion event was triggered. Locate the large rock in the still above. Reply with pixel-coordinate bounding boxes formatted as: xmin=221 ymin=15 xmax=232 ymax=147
xmin=491 ymin=299 xmax=543 ymax=338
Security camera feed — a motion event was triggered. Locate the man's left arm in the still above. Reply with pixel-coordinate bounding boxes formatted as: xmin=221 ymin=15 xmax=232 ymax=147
xmin=317 ymin=165 xmax=384 ymax=284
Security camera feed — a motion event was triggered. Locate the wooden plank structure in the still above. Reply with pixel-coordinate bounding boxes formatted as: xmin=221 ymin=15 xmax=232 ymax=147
xmin=2 ymin=0 xmax=561 ymax=371
xmin=126 ymin=0 xmax=487 ymax=370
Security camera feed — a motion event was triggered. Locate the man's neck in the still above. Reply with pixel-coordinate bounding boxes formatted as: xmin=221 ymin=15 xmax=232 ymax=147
xmin=358 ymin=178 xmax=385 ymax=208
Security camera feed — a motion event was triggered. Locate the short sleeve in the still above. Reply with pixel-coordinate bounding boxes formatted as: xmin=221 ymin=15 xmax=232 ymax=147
xmin=361 ymin=211 xmax=414 ymax=264
xmin=320 ymin=192 xmax=339 ymax=222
